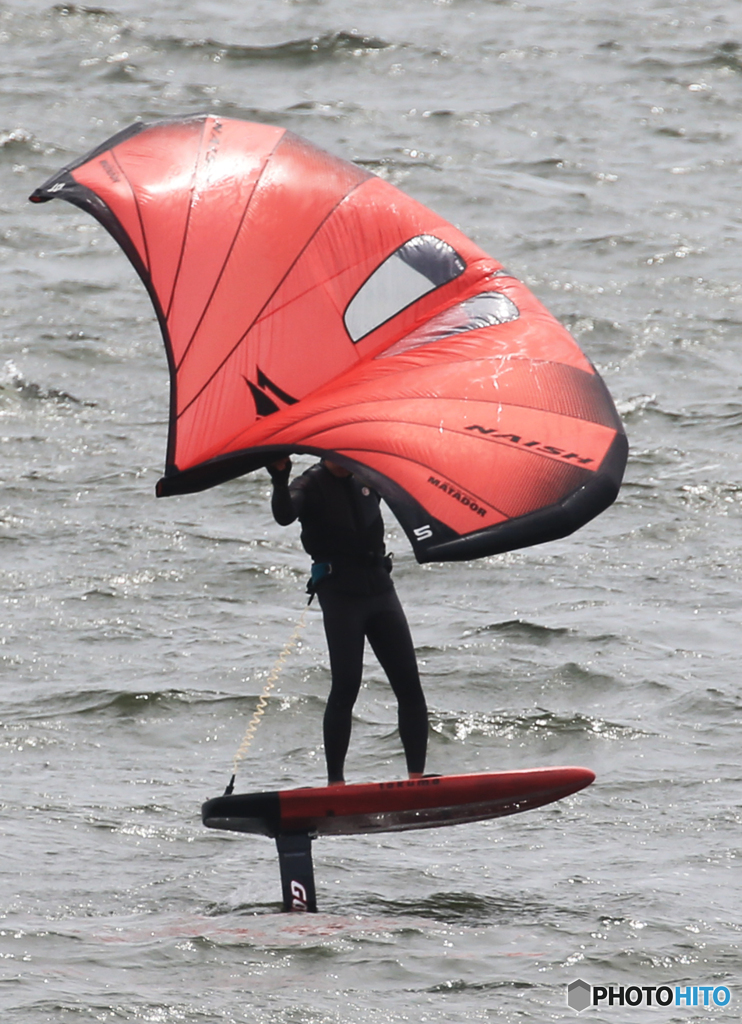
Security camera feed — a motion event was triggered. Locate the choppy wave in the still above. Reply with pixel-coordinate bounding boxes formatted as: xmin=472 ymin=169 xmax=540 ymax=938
xmin=0 ymin=127 xmax=42 ymax=157
xmin=365 ymin=890 xmax=517 ymax=925
xmin=159 ymin=30 xmax=392 ymax=64
xmin=363 ymin=886 xmax=583 ymax=929
xmin=2 ymin=687 xmax=215 ymax=720
xmin=635 ymin=40 xmax=742 ymax=75
xmin=431 ymin=708 xmax=646 ymax=743
xmin=0 ymin=360 xmax=91 ymax=405
xmin=615 ymin=393 xmax=658 ymax=420
xmin=51 ymin=4 xmax=115 ymax=18
xmin=463 ymin=619 xmax=571 ymax=645
xmin=0 ymin=686 xmax=313 ymax=724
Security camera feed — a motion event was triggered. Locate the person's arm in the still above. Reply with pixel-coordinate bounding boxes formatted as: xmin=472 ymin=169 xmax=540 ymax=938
xmin=268 ymin=458 xmax=300 ymax=525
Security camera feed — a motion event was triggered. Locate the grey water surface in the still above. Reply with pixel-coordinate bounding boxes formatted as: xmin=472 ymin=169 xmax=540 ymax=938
xmin=1 ymin=1 xmax=741 ymax=1021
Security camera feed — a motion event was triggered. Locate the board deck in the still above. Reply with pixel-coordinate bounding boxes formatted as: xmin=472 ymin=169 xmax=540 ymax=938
xmin=202 ymin=766 xmax=594 ymax=839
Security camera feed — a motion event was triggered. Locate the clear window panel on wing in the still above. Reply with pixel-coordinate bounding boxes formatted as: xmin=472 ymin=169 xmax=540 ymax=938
xmin=344 ymin=235 xmax=466 ymax=343
xmin=377 ymin=291 xmax=520 ymax=358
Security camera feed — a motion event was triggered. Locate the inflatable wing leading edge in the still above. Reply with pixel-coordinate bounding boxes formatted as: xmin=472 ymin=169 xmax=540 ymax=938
xmin=30 ymin=115 xmax=627 ymax=563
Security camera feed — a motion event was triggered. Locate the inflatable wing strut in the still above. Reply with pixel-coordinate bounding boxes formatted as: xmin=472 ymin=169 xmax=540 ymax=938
xmin=30 ymin=115 xmax=627 ymax=562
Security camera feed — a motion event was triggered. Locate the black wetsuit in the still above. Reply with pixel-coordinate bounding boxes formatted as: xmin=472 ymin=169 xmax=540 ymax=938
xmin=270 ymin=460 xmax=428 ymax=784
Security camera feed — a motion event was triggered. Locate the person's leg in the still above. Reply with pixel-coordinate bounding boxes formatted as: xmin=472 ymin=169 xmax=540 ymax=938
xmin=365 ymin=589 xmax=428 ymax=776
xmin=318 ymin=589 xmax=366 ymax=784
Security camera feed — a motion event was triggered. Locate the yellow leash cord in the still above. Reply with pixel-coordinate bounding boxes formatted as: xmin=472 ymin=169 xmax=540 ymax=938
xmin=224 ymin=606 xmax=308 ymax=794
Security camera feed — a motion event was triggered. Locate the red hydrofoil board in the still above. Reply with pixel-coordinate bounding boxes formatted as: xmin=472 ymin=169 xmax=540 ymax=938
xmin=201 ymin=766 xmax=595 ymax=839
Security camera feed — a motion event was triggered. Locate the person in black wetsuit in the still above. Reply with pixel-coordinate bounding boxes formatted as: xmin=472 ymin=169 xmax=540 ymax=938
xmin=268 ymin=457 xmax=428 ymax=786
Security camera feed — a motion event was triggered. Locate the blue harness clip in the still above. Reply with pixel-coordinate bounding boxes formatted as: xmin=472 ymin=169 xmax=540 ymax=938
xmin=306 ymin=561 xmax=332 ymax=603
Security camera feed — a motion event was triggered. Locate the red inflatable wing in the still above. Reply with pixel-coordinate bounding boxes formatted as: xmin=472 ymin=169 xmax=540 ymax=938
xmin=30 ymin=115 xmax=627 ymax=562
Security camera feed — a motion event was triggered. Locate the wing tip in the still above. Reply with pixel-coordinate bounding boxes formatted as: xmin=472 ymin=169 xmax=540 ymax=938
xmin=416 ymin=431 xmax=628 ymax=563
